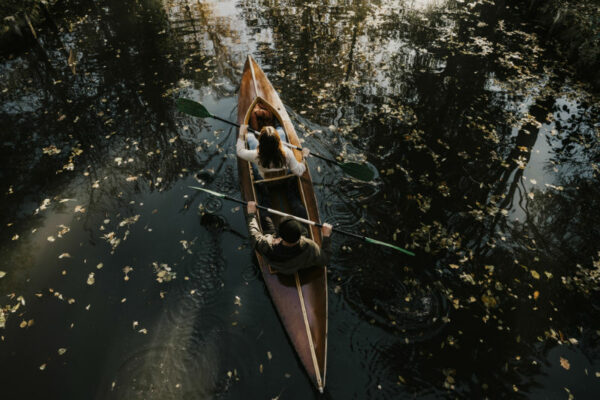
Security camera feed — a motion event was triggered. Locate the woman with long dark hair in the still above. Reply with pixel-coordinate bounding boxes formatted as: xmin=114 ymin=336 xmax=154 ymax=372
xmin=237 ymin=125 xmax=309 ymax=178
xmin=237 ymin=125 xmax=310 ymax=231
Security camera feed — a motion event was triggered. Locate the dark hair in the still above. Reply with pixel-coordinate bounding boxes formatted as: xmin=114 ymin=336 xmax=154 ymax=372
xmin=278 ymin=217 xmax=302 ymax=243
xmin=258 ymin=126 xmax=286 ymax=168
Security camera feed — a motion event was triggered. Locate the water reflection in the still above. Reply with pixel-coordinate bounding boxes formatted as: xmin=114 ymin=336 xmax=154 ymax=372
xmin=1 ymin=0 xmax=600 ymax=398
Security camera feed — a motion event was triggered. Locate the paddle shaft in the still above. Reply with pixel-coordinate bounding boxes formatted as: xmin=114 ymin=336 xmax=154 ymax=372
xmin=215 ymin=191 xmax=366 ymax=241
xmin=210 ymin=115 xmax=341 ymax=166
xmin=191 ymin=186 xmax=414 ymax=255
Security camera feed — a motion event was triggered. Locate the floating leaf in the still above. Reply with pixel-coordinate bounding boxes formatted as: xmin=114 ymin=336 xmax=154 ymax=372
xmin=123 ymin=266 xmax=133 ymax=281
xmin=560 ymin=357 xmax=570 ymax=370
xmin=481 ymin=294 xmax=498 ymax=308
xmin=43 ymin=145 xmax=61 ymax=155
xmin=58 ymin=348 xmax=67 ymax=355
xmin=87 ymin=273 xmax=95 ymax=285
xmin=531 ymin=270 xmax=540 ymax=279
xmin=119 ymin=215 xmax=140 ymax=227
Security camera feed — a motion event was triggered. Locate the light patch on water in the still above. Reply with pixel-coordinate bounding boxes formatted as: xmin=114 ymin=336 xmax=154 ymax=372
xmin=106 ymin=297 xmax=221 ymax=399
xmin=406 ymin=0 xmax=447 ymax=10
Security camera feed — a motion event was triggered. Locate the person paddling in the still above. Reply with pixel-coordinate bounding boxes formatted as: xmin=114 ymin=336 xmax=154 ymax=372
xmin=246 ymin=201 xmax=332 ymax=274
xmin=237 ymin=125 xmax=310 ymax=228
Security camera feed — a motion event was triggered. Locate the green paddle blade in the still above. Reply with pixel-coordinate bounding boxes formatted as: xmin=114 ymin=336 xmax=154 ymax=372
xmin=189 ymin=186 xmax=226 ymax=198
xmin=339 ymin=162 xmax=377 ymax=182
xmin=365 ymin=237 xmax=415 ymax=256
xmin=176 ymin=98 xmax=212 ymax=118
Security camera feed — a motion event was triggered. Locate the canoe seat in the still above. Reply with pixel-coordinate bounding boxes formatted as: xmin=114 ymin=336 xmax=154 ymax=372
xmin=254 ymin=173 xmax=295 ymax=184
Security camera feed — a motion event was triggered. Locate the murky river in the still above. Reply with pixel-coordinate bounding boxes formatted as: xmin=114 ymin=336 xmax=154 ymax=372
xmin=1 ymin=0 xmax=600 ymax=398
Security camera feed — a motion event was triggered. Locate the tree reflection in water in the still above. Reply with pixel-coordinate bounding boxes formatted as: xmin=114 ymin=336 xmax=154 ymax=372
xmin=1 ymin=0 xmax=600 ymax=398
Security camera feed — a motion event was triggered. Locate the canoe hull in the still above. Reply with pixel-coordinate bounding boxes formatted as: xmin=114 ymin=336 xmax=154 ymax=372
xmin=236 ymin=55 xmax=328 ymax=392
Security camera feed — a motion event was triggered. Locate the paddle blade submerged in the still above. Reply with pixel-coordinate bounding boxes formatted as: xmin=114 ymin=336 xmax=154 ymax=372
xmin=176 ymin=98 xmax=212 ymax=118
xmin=340 ymin=161 xmax=377 ymax=182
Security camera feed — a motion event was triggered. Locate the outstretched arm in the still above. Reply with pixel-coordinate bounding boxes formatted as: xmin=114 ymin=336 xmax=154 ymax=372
xmin=312 ymin=223 xmax=333 ymax=266
xmin=246 ymin=201 xmax=273 ymax=253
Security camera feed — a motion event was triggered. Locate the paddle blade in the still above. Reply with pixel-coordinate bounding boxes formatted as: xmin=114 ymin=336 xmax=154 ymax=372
xmin=340 ymin=162 xmax=377 ymax=181
xmin=189 ymin=186 xmax=225 ymax=198
xmin=365 ymin=237 xmax=415 ymax=256
xmin=176 ymin=98 xmax=212 ymax=118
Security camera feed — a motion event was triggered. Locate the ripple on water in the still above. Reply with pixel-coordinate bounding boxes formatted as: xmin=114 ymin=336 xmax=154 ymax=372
xmin=214 ymin=165 xmax=237 ymax=194
xmin=164 ymin=236 xmax=225 ymax=326
xmin=199 ymin=213 xmax=227 ymax=234
xmin=321 ymin=179 xmax=381 ymax=229
xmin=319 ymin=186 xmax=373 ymax=231
xmin=336 ymin=178 xmax=381 ymax=203
xmin=201 ymin=196 xmax=223 ymax=214
xmin=332 ymin=318 xmax=417 ymax=399
xmin=185 ymin=238 xmax=225 ymax=306
xmin=240 ymin=264 xmax=260 ymax=282
xmin=342 ymin=270 xmax=448 ymax=342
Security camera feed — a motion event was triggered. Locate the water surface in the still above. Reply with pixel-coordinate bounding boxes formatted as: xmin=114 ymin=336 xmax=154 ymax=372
xmin=1 ymin=0 xmax=600 ymax=398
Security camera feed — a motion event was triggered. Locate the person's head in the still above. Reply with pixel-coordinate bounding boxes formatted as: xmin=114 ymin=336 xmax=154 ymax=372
xmin=258 ymin=126 xmax=286 ymax=168
xmin=252 ymin=103 xmax=274 ymax=128
xmin=278 ymin=217 xmax=303 ymax=245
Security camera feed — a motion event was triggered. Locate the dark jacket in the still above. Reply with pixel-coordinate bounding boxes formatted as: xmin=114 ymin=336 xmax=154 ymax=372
xmin=247 ymin=212 xmax=331 ymax=274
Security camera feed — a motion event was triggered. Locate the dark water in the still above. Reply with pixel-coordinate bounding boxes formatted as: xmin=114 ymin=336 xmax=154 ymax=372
xmin=1 ymin=0 xmax=600 ymax=398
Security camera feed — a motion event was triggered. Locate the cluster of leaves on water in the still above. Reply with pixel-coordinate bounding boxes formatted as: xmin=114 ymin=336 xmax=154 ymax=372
xmin=0 ymin=0 xmax=240 ymax=392
xmin=1 ymin=0 xmax=600 ymax=398
xmin=520 ymin=0 xmax=600 ymax=90
xmin=237 ymin=0 xmax=600 ymax=396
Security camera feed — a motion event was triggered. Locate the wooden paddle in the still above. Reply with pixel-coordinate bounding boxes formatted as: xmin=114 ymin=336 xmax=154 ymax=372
xmin=177 ymin=98 xmax=376 ymax=182
xmin=190 ymin=186 xmax=415 ymax=256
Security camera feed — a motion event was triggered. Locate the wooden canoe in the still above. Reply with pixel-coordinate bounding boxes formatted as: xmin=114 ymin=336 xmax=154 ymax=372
xmin=236 ymin=55 xmax=328 ymax=392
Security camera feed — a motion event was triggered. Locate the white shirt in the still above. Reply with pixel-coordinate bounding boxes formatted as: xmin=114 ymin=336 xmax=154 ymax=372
xmin=236 ymin=137 xmax=306 ymax=178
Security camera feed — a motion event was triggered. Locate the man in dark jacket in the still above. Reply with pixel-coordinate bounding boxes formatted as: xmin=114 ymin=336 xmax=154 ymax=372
xmin=246 ymin=201 xmax=332 ymax=274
